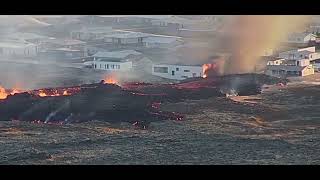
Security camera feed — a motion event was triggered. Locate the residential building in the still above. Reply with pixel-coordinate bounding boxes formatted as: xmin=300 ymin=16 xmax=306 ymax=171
xmin=92 ymin=50 xmax=142 ymax=71
xmin=152 ymin=64 xmax=203 ymax=80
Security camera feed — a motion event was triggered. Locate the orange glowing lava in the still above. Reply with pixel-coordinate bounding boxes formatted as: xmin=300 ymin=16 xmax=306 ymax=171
xmin=38 ymin=90 xmax=48 ymax=97
xmin=0 ymin=86 xmax=23 ymax=99
xmin=0 ymin=86 xmax=8 ymax=99
xmin=63 ymin=90 xmax=69 ymax=95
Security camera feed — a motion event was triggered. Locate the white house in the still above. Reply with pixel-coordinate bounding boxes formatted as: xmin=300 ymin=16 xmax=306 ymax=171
xmin=0 ymin=40 xmax=38 ymax=58
xmin=71 ymin=26 xmax=113 ymax=41
xmin=92 ymin=50 xmax=142 ymax=71
xmin=286 ymin=32 xmax=316 ymax=44
xmin=143 ymin=36 xmax=182 ymax=48
xmin=152 ymin=64 xmax=203 ymax=80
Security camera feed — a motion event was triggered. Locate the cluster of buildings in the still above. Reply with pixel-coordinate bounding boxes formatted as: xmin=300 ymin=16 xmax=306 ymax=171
xmin=265 ymin=46 xmax=320 ymax=77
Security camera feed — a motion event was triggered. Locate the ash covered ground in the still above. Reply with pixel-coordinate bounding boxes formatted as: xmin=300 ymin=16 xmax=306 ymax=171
xmin=1 ymin=82 xmax=320 ymax=164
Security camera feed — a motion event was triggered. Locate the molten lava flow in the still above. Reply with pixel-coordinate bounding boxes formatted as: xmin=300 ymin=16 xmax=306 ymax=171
xmin=202 ymin=63 xmax=217 ymax=78
xmin=0 ymin=86 xmax=8 ymax=99
xmin=37 ymin=89 xmax=72 ymax=97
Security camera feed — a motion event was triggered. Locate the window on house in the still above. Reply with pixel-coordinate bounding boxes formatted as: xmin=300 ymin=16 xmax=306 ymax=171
xmin=154 ymin=67 xmax=168 ymax=73
xmin=107 ymin=64 xmax=109 ymax=69
xmin=172 ymin=71 xmax=175 ymax=76
xmin=94 ymin=64 xmax=97 ymax=69
xmin=105 ymin=64 xmax=107 ymax=69
xmin=184 ymin=70 xmax=190 ymax=72
xmin=272 ymin=70 xmax=276 ymax=74
xmin=192 ymin=73 xmax=197 ymax=77
xmin=100 ymin=64 xmax=102 ymax=68
xmin=176 ymin=67 xmax=179 ymax=71
xmin=111 ymin=65 xmax=115 ymax=69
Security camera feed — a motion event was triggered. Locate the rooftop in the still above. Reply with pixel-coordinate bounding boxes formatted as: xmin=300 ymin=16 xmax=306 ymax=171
xmin=93 ymin=50 xmax=142 ymax=59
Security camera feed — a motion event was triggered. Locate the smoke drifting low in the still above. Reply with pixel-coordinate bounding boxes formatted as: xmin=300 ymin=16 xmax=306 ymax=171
xmin=217 ymin=15 xmax=310 ymax=74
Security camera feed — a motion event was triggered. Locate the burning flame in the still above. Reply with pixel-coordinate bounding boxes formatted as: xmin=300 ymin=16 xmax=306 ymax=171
xmin=202 ymin=64 xmax=217 ymax=78
xmin=104 ymin=76 xmax=118 ymax=84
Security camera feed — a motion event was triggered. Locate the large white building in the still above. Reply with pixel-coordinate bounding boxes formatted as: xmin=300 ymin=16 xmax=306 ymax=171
xmin=152 ymin=64 xmax=204 ymax=80
xmin=0 ymin=40 xmax=38 ymax=58
xmin=92 ymin=50 xmax=142 ymax=71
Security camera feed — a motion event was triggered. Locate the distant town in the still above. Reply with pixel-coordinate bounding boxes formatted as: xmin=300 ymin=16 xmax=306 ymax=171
xmin=1 ymin=15 xmax=320 ymax=85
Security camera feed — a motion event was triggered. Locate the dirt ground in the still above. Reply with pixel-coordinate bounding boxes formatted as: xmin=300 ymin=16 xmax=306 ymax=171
xmin=1 ymin=82 xmax=320 ymax=164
